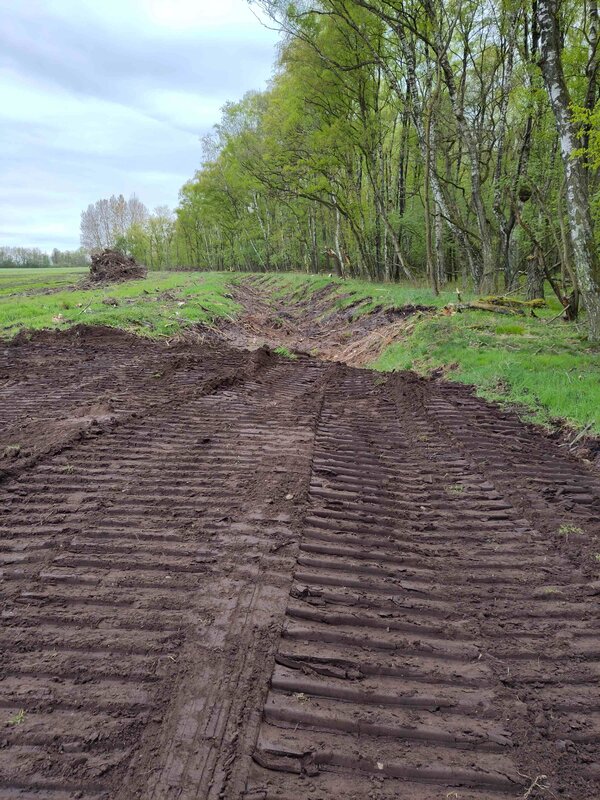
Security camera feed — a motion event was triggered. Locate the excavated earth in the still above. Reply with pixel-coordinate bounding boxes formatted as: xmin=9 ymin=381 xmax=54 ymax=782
xmin=1 ymin=318 xmax=600 ymax=800
xmin=207 ymin=277 xmax=431 ymax=367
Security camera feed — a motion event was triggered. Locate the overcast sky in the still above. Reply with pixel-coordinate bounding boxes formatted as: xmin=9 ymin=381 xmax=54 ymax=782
xmin=0 ymin=0 xmax=280 ymax=251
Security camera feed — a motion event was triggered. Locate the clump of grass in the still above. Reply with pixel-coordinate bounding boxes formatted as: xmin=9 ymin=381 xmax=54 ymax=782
xmin=8 ymin=709 xmax=26 ymax=725
xmin=446 ymin=483 xmax=465 ymax=495
xmin=558 ymin=523 xmax=584 ymax=537
xmin=2 ymin=444 xmax=21 ymax=459
xmin=495 ymin=323 xmax=525 ymax=335
xmin=274 ymin=345 xmax=298 ymax=360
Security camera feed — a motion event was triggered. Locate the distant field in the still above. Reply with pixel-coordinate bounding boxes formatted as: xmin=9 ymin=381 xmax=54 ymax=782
xmin=0 ymin=266 xmax=88 ymax=296
xmin=0 ymin=269 xmax=239 ymax=336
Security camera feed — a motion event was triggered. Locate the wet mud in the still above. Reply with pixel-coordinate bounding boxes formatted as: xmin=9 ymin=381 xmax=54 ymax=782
xmin=1 ymin=325 xmax=599 ymax=799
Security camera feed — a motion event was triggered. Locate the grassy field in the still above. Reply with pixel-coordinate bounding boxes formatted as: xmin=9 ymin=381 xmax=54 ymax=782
xmin=0 ymin=267 xmax=88 ymax=297
xmin=0 ymin=268 xmax=238 ymax=336
xmin=2 ymin=267 xmax=599 ymax=434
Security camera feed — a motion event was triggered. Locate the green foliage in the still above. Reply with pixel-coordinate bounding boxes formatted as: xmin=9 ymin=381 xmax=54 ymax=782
xmin=0 ymin=247 xmax=52 ymax=269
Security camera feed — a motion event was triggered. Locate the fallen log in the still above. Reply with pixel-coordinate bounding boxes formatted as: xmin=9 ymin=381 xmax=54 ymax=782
xmin=444 ymin=295 xmax=547 ymax=316
xmin=477 ymin=295 xmax=546 ymax=310
xmin=445 ymin=301 xmax=520 ymax=316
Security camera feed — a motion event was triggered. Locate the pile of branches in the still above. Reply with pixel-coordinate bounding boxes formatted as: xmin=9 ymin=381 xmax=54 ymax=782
xmin=89 ymin=249 xmax=147 ymax=283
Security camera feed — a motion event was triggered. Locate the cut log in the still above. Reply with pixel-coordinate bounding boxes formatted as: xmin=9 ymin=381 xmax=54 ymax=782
xmin=477 ymin=295 xmax=546 ymax=309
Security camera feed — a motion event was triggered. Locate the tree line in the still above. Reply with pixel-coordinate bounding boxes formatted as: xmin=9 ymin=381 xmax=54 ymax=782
xmin=81 ymin=1 xmax=600 ymax=338
xmin=0 ymin=246 xmax=89 ymax=269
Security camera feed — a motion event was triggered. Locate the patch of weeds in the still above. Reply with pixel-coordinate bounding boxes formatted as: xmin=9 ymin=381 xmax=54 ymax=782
xmin=446 ymin=483 xmax=465 ymax=495
xmin=61 ymin=464 xmax=75 ymax=475
xmin=2 ymin=444 xmax=21 ymax=459
xmin=152 ymin=371 xmax=163 ymax=378
xmin=373 ymin=375 xmax=387 ymax=386
xmin=274 ymin=346 xmax=298 ymax=360
xmin=558 ymin=523 xmax=584 ymax=537
xmin=8 ymin=709 xmax=26 ymax=726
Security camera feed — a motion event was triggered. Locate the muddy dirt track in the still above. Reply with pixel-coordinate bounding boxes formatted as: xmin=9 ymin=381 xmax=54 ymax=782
xmin=1 ymin=325 xmax=600 ymax=800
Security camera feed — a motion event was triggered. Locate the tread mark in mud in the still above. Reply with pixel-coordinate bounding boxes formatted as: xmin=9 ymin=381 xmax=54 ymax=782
xmin=0 ymin=331 xmax=598 ymax=800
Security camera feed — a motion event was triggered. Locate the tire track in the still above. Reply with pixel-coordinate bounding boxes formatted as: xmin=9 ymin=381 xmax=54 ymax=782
xmin=2 ymin=329 xmax=599 ymax=800
xmin=245 ymin=369 xmax=600 ymax=800
xmin=0 ymin=339 xmax=330 ymax=799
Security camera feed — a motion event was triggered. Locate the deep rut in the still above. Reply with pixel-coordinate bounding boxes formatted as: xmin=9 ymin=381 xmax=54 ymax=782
xmin=0 ymin=328 xmax=598 ymax=800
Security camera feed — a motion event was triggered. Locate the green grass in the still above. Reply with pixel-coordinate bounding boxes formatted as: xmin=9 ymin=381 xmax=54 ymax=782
xmin=257 ymin=272 xmax=471 ymax=310
xmin=0 ymin=270 xmax=239 ymax=337
xmin=0 ymin=266 xmax=87 ymax=297
xmin=558 ymin=524 xmax=585 ymax=536
xmin=273 ymin=345 xmax=298 ymax=359
xmin=372 ymin=308 xmax=600 ymax=433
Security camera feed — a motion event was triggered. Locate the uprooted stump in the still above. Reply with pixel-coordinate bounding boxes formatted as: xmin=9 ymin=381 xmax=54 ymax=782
xmin=89 ymin=250 xmax=147 ymax=283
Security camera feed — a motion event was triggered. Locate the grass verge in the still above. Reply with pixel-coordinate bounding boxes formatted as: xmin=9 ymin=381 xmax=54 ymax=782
xmin=372 ymin=308 xmax=600 ymax=434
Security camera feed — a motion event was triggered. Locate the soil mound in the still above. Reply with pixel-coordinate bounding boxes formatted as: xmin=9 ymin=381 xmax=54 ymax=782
xmin=89 ymin=249 xmax=147 ymax=283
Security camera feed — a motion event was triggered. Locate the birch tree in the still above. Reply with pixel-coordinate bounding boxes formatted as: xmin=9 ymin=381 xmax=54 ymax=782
xmin=537 ymin=0 xmax=600 ymax=338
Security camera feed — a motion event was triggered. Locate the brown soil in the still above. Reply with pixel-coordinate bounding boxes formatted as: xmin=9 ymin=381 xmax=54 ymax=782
xmin=204 ymin=276 xmax=432 ymax=367
xmin=1 ymin=324 xmax=599 ymax=800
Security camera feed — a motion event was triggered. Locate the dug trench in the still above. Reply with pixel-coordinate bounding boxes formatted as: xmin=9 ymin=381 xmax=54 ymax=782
xmin=0 ymin=312 xmax=599 ymax=799
xmin=202 ymin=276 xmax=432 ymax=367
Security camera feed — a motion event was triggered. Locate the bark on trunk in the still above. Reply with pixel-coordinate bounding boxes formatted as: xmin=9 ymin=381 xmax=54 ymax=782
xmin=537 ymin=0 xmax=600 ymax=339
xmin=332 ymin=196 xmax=344 ymax=277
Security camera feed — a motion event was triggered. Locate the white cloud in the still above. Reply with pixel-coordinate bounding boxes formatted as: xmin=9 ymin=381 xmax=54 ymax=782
xmin=0 ymin=0 xmax=279 ymax=250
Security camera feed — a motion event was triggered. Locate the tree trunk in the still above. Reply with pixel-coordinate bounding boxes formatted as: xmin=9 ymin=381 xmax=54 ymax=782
xmin=537 ymin=0 xmax=600 ymax=339
xmin=332 ymin=196 xmax=344 ymax=277
xmin=393 ymin=22 xmax=481 ymax=282
xmin=526 ymin=252 xmax=545 ymax=300
xmin=423 ymin=1 xmax=496 ymax=293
